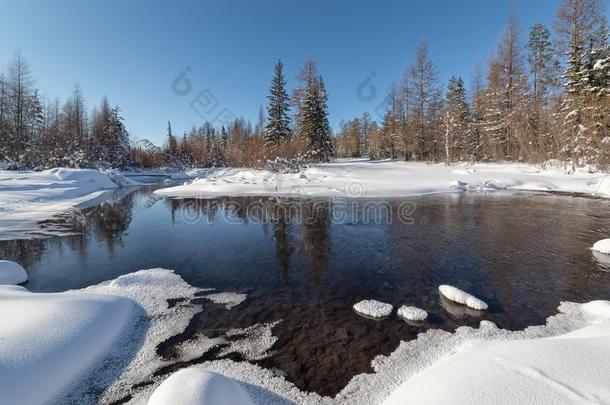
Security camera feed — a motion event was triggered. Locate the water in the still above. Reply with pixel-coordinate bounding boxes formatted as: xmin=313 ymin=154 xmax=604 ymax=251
xmin=2 ymin=187 xmax=610 ymax=396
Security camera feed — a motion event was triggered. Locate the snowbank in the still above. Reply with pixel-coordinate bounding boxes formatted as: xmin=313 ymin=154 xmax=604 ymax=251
xmin=0 ymin=260 xmax=28 ymax=285
xmin=397 ymin=306 xmax=428 ymax=322
xmin=153 ymin=160 xmax=610 ymax=199
xmin=592 ymin=239 xmax=610 ymax=255
xmin=0 ymin=168 xmax=122 ymax=239
xmin=204 ymin=292 xmax=248 ymax=309
xmin=382 ymin=301 xmax=610 ymax=405
xmin=438 ymin=285 xmax=488 ymax=310
xmin=353 ymin=300 xmax=393 ymax=319
xmin=148 ymin=368 xmax=254 ymax=405
xmin=0 ymin=283 xmax=136 ymax=405
xmin=0 ymin=267 xmax=204 ymax=405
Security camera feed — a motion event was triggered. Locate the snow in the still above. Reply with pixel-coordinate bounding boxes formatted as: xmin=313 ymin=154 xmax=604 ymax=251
xmin=0 ymin=260 xmax=28 ymax=285
xmin=397 ymin=306 xmax=428 ymax=322
xmin=353 ymin=300 xmax=393 ymax=319
xmin=381 ymin=302 xmax=610 ymax=405
xmin=148 ymin=368 xmax=254 ymax=405
xmin=0 ymin=168 xmax=121 ymax=239
xmin=3 ymin=262 xmax=610 ymax=405
xmin=438 ymin=285 xmax=488 ymax=311
xmin=591 ymin=239 xmax=610 ymax=255
xmin=153 ymin=160 xmax=610 ymax=199
xmin=0 ymin=283 xmax=136 ymax=405
xmin=204 ymin=292 xmax=248 ymax=309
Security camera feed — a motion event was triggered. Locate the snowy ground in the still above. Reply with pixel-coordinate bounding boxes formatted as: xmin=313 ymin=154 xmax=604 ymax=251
xmin=154 ymin=160 xmax=610 ymax=199
xmin=0 ymin=167 xmax=205 ymax=239
xmin=1 ymin=266 xmax=609 ymax=405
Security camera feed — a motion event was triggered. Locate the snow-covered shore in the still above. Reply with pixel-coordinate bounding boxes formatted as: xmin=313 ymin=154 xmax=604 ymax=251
xmin=0 ymin=167 xmax=208 ymax=239
xmin=1 ymin=267 xmax=609 ymax=405
xmin=154 ymin=160 xmax=610 ymax=199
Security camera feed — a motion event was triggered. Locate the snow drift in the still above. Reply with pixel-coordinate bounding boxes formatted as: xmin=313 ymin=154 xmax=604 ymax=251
xmin=0 ymin=260 xmax=28 ymax=285
xmin=148 ymin=368 xmax=254 ymax=405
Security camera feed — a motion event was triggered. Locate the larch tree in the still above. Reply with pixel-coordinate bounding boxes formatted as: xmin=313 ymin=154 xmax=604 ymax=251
xmin=408 ymin=41 xmax=442 ymax=161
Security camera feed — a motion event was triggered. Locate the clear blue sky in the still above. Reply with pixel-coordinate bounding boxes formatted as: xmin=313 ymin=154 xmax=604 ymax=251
xmin=1 ymin=0 xmax=601 ymax=145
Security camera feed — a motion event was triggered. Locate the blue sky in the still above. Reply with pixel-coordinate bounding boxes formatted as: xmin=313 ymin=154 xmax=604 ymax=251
xmin=0 ymin=0 xmax=599 ymax=145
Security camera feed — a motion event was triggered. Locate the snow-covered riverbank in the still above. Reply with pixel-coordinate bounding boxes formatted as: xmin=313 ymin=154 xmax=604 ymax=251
xmin=154 ymin=160 xmax=610 ymax=199
xmin=1 ymin=265 xmax=609 ymax=405
xmin=0 ymin=168 xmax=208 ymax=239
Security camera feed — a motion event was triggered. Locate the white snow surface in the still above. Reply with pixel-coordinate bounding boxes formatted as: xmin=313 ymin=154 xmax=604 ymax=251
xmin=153 ymin=160 xmax=610 ymax=199
xmin=0 ymin=282 xmax=136 ymax=405
xmin=592 ymin=239 xmax=610 ymax=255
xmin=353 ymin=300 xmax=393 ymax=319
xmin=397 ymin=306 xmax=428 ymax=322
xmin=439 ymin=285 xmax=488 ymax=310
xmin=147 ymin=368 xmax=254 ymax=405
xmin=0 ymin=260 xmax=28 ymax=285
xmin=0 ymin=168 xmax=121 ymax=238
xmin=204 ymin=292 xmax=248 ymax=309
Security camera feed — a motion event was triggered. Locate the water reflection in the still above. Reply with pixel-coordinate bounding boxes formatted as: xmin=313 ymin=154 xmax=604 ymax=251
xmin=1 ymin=189 xmax=610 ymax=395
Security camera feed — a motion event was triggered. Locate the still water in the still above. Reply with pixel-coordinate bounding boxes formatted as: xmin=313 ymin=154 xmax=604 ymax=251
xmin=2 ymin=187 xmax=610 ymax=396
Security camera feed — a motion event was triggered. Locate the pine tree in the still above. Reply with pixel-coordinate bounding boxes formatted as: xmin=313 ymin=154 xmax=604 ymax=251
xmin=263 ymin=60 xmax=291 ymax=147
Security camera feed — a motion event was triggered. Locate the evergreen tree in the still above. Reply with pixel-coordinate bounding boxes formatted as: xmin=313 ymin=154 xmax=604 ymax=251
xmin=445 ymin=75 xmax=470 ymax=161
xmin=263 ymin=60 xmax=291 ymax=147
xmin=301 ymin=75 xmax=333 ymax=161
xmin=166 ymin=121 xmax=178 ymax=155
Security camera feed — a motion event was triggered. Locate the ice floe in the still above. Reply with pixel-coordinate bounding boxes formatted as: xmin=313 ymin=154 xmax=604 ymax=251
xmin=397 ymin=306 xmax=428 ymax=322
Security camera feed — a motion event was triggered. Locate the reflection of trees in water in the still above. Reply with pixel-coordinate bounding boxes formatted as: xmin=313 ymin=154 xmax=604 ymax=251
xmin=0 ymin=190 xmax=137 ymax=269
xmin=169 ymin=197 xmax=332 ymax=282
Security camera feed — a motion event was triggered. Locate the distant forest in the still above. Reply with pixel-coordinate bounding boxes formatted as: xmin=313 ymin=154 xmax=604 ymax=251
xmin=1 ymin=0 xmax=609 ymax=170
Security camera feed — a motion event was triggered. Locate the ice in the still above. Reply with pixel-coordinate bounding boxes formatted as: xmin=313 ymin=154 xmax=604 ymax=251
xmin=148 ymin=368 xmax=254 ymax=405
xmin=204 ymin=292 xmax=248 ymax=309
xmin=591 ymin=239 xmax=610 ymax=255
xmin=397 ymin=306 xmax=428 ymax=322
xmin=438 ymin=285 xmax=488 ymax=310
xmin=353 ymin=300 xmax=393 ymax=319
xmin=0 ymin=260 xmax=28 ymax=285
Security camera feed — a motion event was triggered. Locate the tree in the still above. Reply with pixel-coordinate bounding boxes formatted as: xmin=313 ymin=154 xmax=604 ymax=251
xmin=263 ymin=60 xmax=291 ymax=147
xmin=484 ymin=12 xmax=528 ymax=160
xmin=555 ymin=0 xmax=607 ymax=163
xmin=166 ymin=121 xmax=178 ymax=155
xmin=301 ymin=75 xmax=333 ymax=161
xmin=444 ymin=76 xmax=470 ymax=161
xmin=408 ymin=41 xmax=442 ymax=160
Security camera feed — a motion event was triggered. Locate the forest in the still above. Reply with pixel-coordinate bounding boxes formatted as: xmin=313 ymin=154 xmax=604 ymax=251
xmin=0 ymin=0 xmax=609 ymax=170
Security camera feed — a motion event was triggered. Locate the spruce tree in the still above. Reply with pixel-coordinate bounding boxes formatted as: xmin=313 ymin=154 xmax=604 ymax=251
xmin=301 ymin=75 xmax=333 ymax=161
xmin=263 ymin=60 xmax=291 ymax=147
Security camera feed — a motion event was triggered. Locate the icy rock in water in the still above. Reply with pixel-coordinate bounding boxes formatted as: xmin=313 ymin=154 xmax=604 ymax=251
xmin=204 ymin=292 xmax=247 ymax=309
xmin=0 ymin=260 xmax=28 ymax=285
xmin=398 ymin=305 xmax=428 ymax=322
xmin=353 ymin=300 xmax=393 ymax=319
xmin=592 ymin=239 xmax=610 ymax=255
xmin=438 ymin=285 xmax=488 ymax=310
xmin=148 ymin=368 xmax=254 ymax=405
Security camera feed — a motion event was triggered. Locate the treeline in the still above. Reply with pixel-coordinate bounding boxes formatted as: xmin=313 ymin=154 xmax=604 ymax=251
xmin=132 ymin=59 xmax=334 ymax=169
xmin=0 ymin=53 xmax=131 ymax=169
xmin=336 ymin=0 xmax=610 ymax=166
